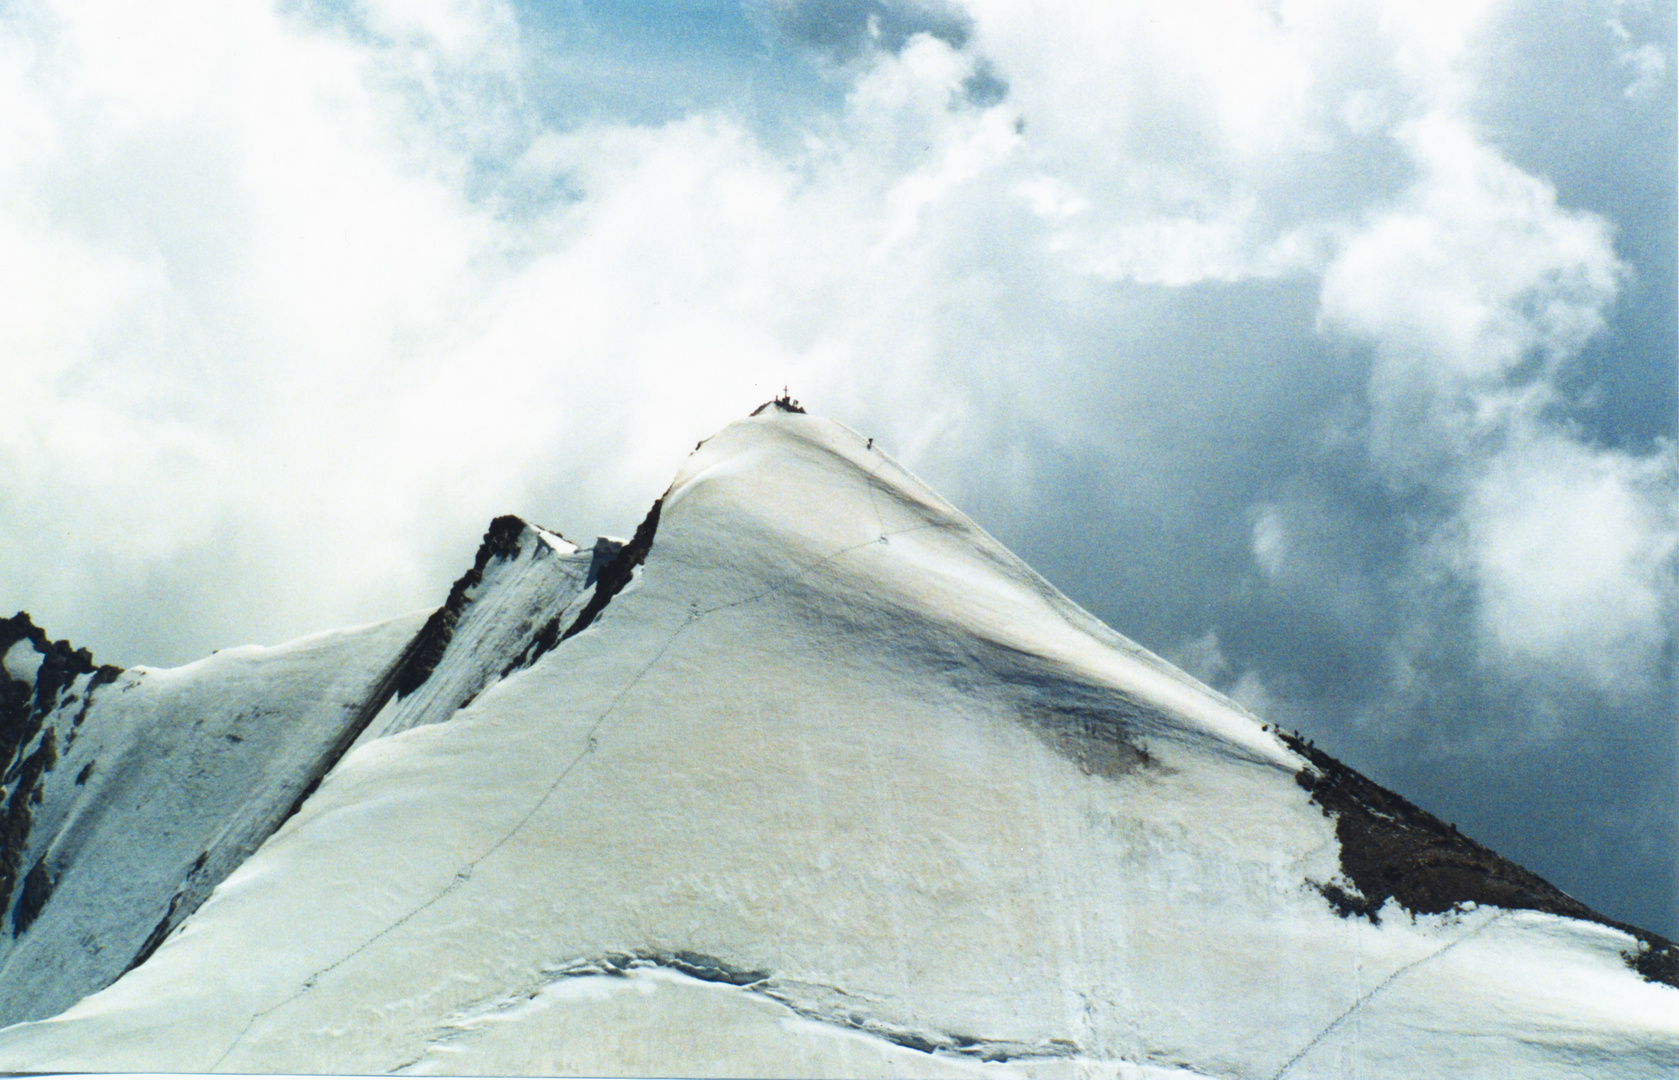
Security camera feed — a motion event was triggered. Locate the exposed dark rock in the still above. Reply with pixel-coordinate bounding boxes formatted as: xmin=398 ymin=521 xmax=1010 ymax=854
xmin=1279 ymin=730 xmax=1678 ymax=990
xmin=393 ymin=516 xmax=528 ymax=699
xmin=1 ymin=615 xmax=50 ymax=782
xmin=499 ymin=537 xmax=628 ymax=679
xmin=0 ymin=608 xmax=445 ymax=1023
xmin=0 ymin=693 xmax=28 ymax=791
xmin=501 ymin=615 xmax=562 ymax=680
xmin=1317 ymin=881 xmax=1380 ymax=921
xmin=1 ymin=616 xmax=119 ymax=779
xmin=0 ymin=728 xmax=57 ymax=923
xmin=1630 ymin=939 xmax=1679 ymax=986
xmin=120 ymin=854 xmax=208 ymax=975
xmin=73 ymin=667 xmax=120 ymax=726
xmin=270 ymin=633 xmax=423 ymax=835
xmin=123 ymin=893 xmax=184 ymax=975
xmin=0 ymin=617 xmax=123 ymax=936
xmin=558 ymin=498 xmax=663 ymax=644
xmin=0 ymin=614 xmax=40 ymax=654
xmin=663 ymin=949 xmax=770 ymax=987
xmin=33 ymin=641 xmax=97 ymax=717
xmin=13 ymin=857 xmax=55 ymax=935
xmin=584 ymin=536 xmax=621 ymax=588
xmin=750 ymin=390 xmax=806 ymax=415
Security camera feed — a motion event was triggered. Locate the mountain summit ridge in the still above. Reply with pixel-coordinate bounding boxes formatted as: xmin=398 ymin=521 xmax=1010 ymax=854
xmin=0 ymin=408 xmax=1673 ymax=1076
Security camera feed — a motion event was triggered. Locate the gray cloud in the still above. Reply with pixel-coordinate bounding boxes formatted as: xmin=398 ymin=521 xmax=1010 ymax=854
xmin=762 ymin=0 xmax=972 ymax=60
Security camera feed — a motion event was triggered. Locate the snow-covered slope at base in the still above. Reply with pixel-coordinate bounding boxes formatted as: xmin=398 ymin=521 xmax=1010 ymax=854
xmin=0 ymin=411 xmax=1672 ymax=1077
xmin=0 ymin=513 xmax=610 ymax=1029
xmin=0 ymin=611 xmax=424 ymax=1026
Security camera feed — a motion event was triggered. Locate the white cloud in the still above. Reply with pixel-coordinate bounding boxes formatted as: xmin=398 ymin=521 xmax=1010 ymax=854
xmin=1250 ymin=504 xmax=1290 ymax=580
xmin=1168 ymin=629 xmax=1232 ymax=686
xmin=1227 ymin=669 xmax=1284 ymax=723
xmin=1310 ymin=83 xmax=1673 ymax=700
xmin=1464 ymin=430 xmax=1677 ymax=692
xmin=1320 ymin=112 xmax=1622 ymax=389
xmin=0 ymin=0 xmax=509 ymax=654
xmin=1608 ymin=5 xmax=1670 ymax=101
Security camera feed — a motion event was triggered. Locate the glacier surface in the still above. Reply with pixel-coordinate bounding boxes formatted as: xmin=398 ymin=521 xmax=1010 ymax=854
xmin=0 ymin=407 xmax=1672 ymax=1077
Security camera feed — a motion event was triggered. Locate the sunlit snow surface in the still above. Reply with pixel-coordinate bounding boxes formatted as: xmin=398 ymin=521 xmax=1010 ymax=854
xmin=0 ymin=612 xmax=425 ymax=1027
xmin=0 ymin=412 xmax=1673 ymax=1076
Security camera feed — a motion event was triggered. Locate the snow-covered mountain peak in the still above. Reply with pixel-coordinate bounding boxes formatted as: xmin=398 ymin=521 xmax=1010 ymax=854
xmin=0 ymin=407 xmax=1673 ymax=1077
xmin=670 ymin=410 xmax=1296 ymax=771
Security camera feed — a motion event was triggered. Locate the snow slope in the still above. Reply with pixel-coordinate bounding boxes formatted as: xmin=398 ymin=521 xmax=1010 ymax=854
xmin=0 ymin=610 xmax=423 ymax=1026
xmin=0 ymin=407 xmax=1672 ymax=1076
xmin=0 ymin=516 xmax=586 ymax=1027
xmin=354 ymin=516 xmax=601 ymax=746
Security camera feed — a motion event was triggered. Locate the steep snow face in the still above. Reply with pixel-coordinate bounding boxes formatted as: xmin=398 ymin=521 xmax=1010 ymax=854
xmin=0 ymin=513 xmax=603 ymax=1028
xmin=0 ymin=611 xmax=424 ymax=1027
xmin=0 ymin=412 xmax=1673 ymax=1077
xmin=356 ymin=517 xmax=597 ymax=745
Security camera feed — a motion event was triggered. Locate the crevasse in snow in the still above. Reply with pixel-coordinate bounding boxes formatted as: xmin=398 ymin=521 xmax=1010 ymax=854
xmin=0 ymin=408 xmax=1672 ymax=1077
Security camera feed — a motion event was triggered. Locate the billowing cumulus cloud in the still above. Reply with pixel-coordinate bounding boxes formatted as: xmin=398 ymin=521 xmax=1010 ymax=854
xmin=1463 ymin=430 xmax=1675 ymax=692
xmin=0 ymin=0 xmax=1672 ymax=934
